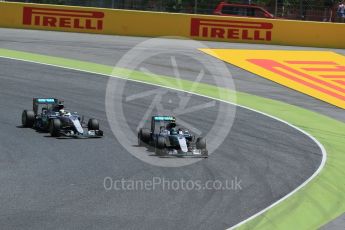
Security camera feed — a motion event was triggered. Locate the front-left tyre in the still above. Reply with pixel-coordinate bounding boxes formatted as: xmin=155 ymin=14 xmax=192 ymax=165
xmin=155 ymin=136 xmax=166 ymax=156
xmin=22 ymin=110 xmax=35 ymax=128
xmin=49 ymin=119 xmax=61 ymax=137
xmin=196 ymin=137 xmax=208 ymax=157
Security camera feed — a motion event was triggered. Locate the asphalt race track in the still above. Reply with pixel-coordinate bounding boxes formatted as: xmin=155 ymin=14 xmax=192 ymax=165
xmin=0 ymin=29 xmax=325 ymax=230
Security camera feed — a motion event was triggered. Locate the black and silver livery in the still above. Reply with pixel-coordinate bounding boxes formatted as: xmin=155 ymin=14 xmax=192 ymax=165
xmin=22 ymin=98 xmax=103 ymax=138
xmin=138 ymin=116 xmax=208 ymax=158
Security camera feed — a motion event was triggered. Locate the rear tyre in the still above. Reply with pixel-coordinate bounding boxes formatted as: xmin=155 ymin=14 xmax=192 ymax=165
xmin=139 ymin=128 xmax=151 ymax=144
xmin=49 ymin=119 xmax=61 ymax=137
xmin=138 ymin=132 xmax=142 ymax=146
xmin=88 ymin=118 xmax=99 ymax=130
xmin=22 ymin=110 xmax=35 ymax=128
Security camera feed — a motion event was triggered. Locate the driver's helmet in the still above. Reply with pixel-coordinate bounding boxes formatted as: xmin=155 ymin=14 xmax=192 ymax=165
xmin=58 ymin=101 xmax=64 ymax=110
xmin=166 ymin=122 xmax=176 ymax=130
xmin=170 ymin=127 xmax=178 ymax=135
xmin=55 ymin=101 xmax=64 ymax=111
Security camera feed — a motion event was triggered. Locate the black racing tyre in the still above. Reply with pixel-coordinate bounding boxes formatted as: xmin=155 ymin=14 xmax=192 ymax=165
xmin=22 ymin=110 xmax=35 ymax=128
xmin=138 ymin=132 xmax=143 ymax=146
xmin=196 ymin=137 xmax=206 ymax=150
xmin=140 ymin=128 xmax=151 ymax=143
xmin=154 ymin=137 xmax=166 ymax=156
xmin=88 ymin=118 xmax=99 ymax=130
xmin=49 ymin=119 xmax=61 ymax=137
xmin=157 ymin=136 xmax=166 ymax=149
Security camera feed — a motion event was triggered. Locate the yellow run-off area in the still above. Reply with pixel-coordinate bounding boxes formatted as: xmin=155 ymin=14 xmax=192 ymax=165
xmin=201 ymin=49 xmax=345 ymax=109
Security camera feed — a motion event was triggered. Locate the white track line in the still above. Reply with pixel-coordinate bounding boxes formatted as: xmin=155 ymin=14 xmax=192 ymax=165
xmin=0 ymin=55 xmax=327 ymax=229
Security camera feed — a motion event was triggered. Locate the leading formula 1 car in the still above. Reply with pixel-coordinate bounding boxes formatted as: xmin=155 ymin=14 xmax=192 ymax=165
xmin=138 ymin=116 xmax=208 ymax=158
xmin=21 ymin=98 xmax=103 ymax=138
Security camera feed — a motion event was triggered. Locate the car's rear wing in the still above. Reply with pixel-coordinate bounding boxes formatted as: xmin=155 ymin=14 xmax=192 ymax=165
xmin=152 ymin=116 xmax=176 ymax=121
xmin=33 ymin=98 xmax=58 ymax=114
xmin=33 ymin=98 xmax=58 ymax=104
xmin=151 ymin=116 xmax=176 ymax=133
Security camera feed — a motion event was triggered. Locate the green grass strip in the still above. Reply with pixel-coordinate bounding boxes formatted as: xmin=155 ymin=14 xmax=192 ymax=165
xmin=1 ymin=48 xmax=345 ymax=229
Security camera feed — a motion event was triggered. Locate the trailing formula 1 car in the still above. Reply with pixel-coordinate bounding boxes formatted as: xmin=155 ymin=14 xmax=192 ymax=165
xmin=21 ymin=98 xmax=103 ymax=138
xmin=138 ymin=116 xmax=208 ymax=158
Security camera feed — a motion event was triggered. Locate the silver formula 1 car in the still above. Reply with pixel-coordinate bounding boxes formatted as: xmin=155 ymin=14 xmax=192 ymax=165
xmin=22 ymin=98 xmax=103 ymax=138
xmin=138 ymin=116 xmax=208 ymax=158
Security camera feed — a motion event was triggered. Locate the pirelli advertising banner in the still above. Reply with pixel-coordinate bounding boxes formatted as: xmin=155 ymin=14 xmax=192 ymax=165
xmin=1 ymin=2 xmax=345 ymax=48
